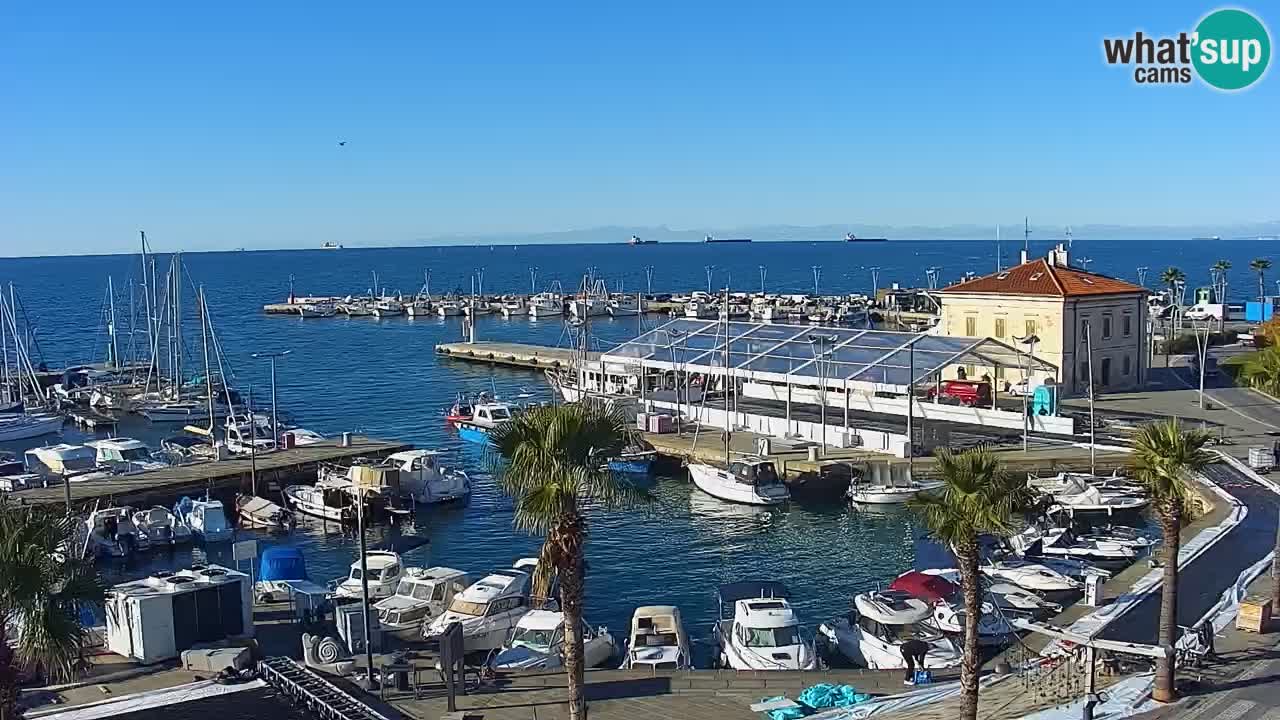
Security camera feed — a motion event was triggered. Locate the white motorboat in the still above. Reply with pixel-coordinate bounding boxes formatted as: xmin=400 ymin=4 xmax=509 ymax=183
xmin=236 ymin=494 xmax=294 ymax=531
xmin=0 ymin=413 xmax=63 ymax=442
xmin=608 ymin=295 xmax=645 ymax=317
xmin=463 ymin=301 xmax=493 ymax=316
xmin=454 ymin=402 xmax=514 ymax=445
xmin=405 ymin=301 xmax=430 ymax=318
xmin=888 ymin=571 xmax=1014 ymax=645
xmin=86 ymin=437 xmax=167 ymax=474
xmin=375 ymin=567 xmax=474 ymax=633
xmin=173 ymin=496 xmax=234 ymax=543
xmin=132 ymin=505 xmax=192 ymax=546
xmin=437 ymin=300 xmax=464 ymax=317
xmin=141 ymin=399 xmax=232 ymax=422
xmin=83 ymin=507 xmax=142 ymax=558
xmin=225 ymin=415 xmax=276 ymax=454
xmin=372 ymin=299 xmax=405 ymax=318
xmin=25 ymin=443 xmax=100 ymax=478
xmin=283 ymin=428 xmax=327 ymax=446
xmin=713 ymin=581 xmax=817 ymax=671
xmin=423 ymin=559 xmax=539 ymax=652
xmin=1011 ymin=526 xmax=1137 ymax=564
xmin=490 ymin=609 xmax=617 ymax=672
xmin=918 ymin=568 xmax=1063 ymax=616
xmin=499 ymin=300 xmax=525 ymax=318
xmin=380 ymin=450 xmax=472 ymax=505
xmin=333 ymin=550 xmax=404 ymax=601
xmin=527 ymin=293 xmax=563 ymax=318
xmin=688 ymin=457 xmax=790 ymax=506
xmin=619 ymin=605 xmax=694 ymax=670
xmin=846 ymin=479 xmax=939 ymax=505
xmin=980 ymin=559 xmax=1081 ymax=592
xmin=1028 ymin=471 xmax=1141 ymax=495
xmin=819 ymin=590 xmax=961 ymax=670
xmin=570 ymin=297 xmax=609 ymax=319
xmin=1047 ymin=483 xmax=1148 ymax=516
xmin=683 ymin=301 xmax=716 ymax=319
xmin=1078 ymin=526 xmax=1158 ymax=552
xmin=283 ymin=480 xmax=355 ymax=523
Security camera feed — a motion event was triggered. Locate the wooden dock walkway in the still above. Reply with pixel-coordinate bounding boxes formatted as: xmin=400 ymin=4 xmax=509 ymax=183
xmin=434 ymin=341 xmax=596 ymax=371
xmin=12 ymin=436 xmax=412 ymax=508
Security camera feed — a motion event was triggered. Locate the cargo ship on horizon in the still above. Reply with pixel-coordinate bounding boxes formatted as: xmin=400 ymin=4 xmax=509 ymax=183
xmin=844 ymin=233 xmax=887 ymax=242
xmin=704 ymin=235 xmax=752 ymax=243
xmin=627 ymin=235 xmax=658 ymax=245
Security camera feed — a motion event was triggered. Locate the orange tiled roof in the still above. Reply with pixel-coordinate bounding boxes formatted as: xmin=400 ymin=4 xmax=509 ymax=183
xmin=939 ymin=259 xmax=1145 ymax=298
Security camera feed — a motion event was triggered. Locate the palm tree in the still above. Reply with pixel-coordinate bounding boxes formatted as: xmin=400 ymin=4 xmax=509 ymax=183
xmin=1160 ymin=266 xmax=1185 ymax=304
xmin=1211 ymin=260 xmax=1232 ymax=331
xmin=0 ymin=501 xmax=105 ymax=718
xmin=1251 ymin=258 xmax=1272 ymax=304
xmin=489 ymin=404 xmax=652 ymax=720
xmin=908 ymin=448 xmax=1031 ymax=720
xmin=1240 ymin=348 xmax=1280 ymax=396
xmin=1129 ymin=419 xmax=1213 ymax=703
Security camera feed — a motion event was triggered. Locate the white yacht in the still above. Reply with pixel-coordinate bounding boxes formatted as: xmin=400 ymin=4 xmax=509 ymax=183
xmin=86 ymin=438 xmax=167 ymax=474
xmin=1047 ymin=484 xmax=1148 ymax=516
xmin=713 ymin=582 xmax=817 ymax=671
xmin=490 ymin=610 xmax=617 ymax=672
xmin=888 ymin=571 xmax=1015 ymax=645
xmin=980 ymin=559 xmax=1081 ymax=592
xmin=131 ymin=505 xmax=192 ymax=546
xmin=423 ymin=559 xmax=539 ymax=652
xmin=619 ymin=605 xmax=694 ymax=670
xmin=683 ymin=301 xmax=716 ymax=319
xmin=918 ymin=568 xmax=1063 ymax=616
xmin=818 ymin=590 xmax=961 ymax=670
xmin=25 ymin=444 xmax=107 ymax=481
xmin=375 ymin=567 xmax=474 ymax=634
xmin=527 ymin=293 xmax=563 ymax=318
xmin=380 ymin=450 xmax=472 ymax=505
xmin=846 ymin=478 xmax=939 ymax=505
xmin=173 ymin=496 xmax=233 ymax=543
xmin=608 ymin=295 xmax=645 ymax=317
xmin=1010 ymin=525 xmax=1139 ymax=564
xmin=499 ymin=300 xmax=525 ymax=318
xmin=688 ymin=457 xmax=790 ymax=506
xmin=333 ymin=551 xmax=404 ymax=601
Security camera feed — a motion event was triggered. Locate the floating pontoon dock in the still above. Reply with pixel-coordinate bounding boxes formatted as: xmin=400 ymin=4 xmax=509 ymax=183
xmin=12 ymin=436 xmax=411 ymax=508
xmin=434 ymin=341 xmax=595 ymax=370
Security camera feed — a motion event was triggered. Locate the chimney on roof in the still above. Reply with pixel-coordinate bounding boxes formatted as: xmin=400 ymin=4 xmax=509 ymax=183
xmin=1019 ymin=248 xmax=1029 ymax=265
xmin=1047 ymin=243 xmax=1069 ymax=267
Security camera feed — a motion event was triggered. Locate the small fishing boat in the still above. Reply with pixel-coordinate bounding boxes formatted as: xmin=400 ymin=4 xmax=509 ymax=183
xmin=297 ymin=302 xmax=337 ymax=318
xmin=375 ymin=567 xmax=474 ymax=635
xmin=888 ymin=571 xmax=1015 ymax=645
xmin=0 ymin=413 xmax=63 ymax=442
xmin=236 ymin=494 xmax=295 ymax=532
xmin=618 ymin=605 xmax=694 ymax=670
xmin=333 ymin=551 xmax=404 ymax=601
xmin=527 ymin=293 xmax=562 ymax=318
xmin=254 ymin=546 xmax=310 ymax=602
xmin=454 ymin=402 xmax=513 ymax=445
xmin=381 ymin=450 xmax=472 ymax=505
xmin=846 ymin=477 xmax=939 ymax=505
xmin=283 ymin=480 xmax=354 ymax=522
xmin=607 ymin=447 xmax=657 ymax=475
xmin=436 ymin=300 xmax=464 ymax=317
xmin=86 ymin=437 xmax=167 ymax=474
xmin=980 ymin=559 xmax=1081 ymax=592
xmin=83 ymin=506 xmax=142 ymax=558
xmin=371 ymin=299 xmax=405 ymax=318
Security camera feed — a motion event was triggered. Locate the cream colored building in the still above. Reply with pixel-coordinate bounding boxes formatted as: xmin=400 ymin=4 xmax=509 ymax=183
xmin=937 ymin=246 xmax=1148 ymax=396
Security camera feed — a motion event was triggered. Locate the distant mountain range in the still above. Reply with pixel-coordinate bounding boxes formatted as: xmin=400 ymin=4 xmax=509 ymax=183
xmin=415 ymin=221 xmax=1280 ymax=245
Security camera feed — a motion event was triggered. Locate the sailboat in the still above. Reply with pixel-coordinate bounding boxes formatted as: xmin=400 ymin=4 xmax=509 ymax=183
xmin=0 ymin=287 xmax=64 ymax=442
xmin=686 ymin=289 xmax=790 ymax=506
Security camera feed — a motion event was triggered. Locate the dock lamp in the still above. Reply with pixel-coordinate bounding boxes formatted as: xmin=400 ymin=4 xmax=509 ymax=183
xmin=808 ymin=333 xmax=838 ymax=455
xmin=1014 ymin=333 xmax=1040 ymax=454
xmin=250 ymin=350 xmax=292 ymax=449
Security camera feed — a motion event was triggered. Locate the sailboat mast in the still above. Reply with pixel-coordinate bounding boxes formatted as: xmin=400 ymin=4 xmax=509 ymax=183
xmin=722 ymin=286 xmax=731 ymax=464
xmin=200 ymin=286 xmax=216 ymax=439
xmin=107 ymin=276 xmax=120 ymax=368
xmin=1 ymin=293 xmax=9 ymax=396
xmin=174 ymin=255 xmax=182 ymax=398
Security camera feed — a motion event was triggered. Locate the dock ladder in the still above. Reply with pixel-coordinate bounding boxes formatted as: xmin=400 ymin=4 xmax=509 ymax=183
xmin=258 ymin=656 xmax=390 ymax=720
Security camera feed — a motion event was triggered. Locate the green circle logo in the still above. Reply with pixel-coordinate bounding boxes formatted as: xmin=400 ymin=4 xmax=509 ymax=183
xmin=1193 ymin=8 xmax=1271 ymax=90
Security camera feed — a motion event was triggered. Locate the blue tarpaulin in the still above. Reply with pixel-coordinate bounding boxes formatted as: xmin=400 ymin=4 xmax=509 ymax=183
xmin=797 ymin=683 xmax=872 ymax=709
xmin=259 ymin=546 xmax=307 ymax=582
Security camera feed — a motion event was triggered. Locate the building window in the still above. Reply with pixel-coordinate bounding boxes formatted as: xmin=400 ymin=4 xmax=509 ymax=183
xmin=1025 ymin=319 xmax=1037 ymax=337
xmin=1081 ymin=319 xmax=1090 ymax=344
xmin=965 ymin=316 xmax=977 ymax=336
xmin=1122 ymin=315 xmax=1132 ymax=337
xmin=1102 ymin=316 xmax=1113 ymax=339
xmin=995 ymin=365 xmax=1005 ymax=379
xmin=1123 ymin=356 xmax=1131 ymax=375
xmin=1079 ymin=361 xmax=1090 ymax=385
xmin=994 ymin=318 xmax=1006 ymax=339
xmin=1101 ymin=358 xmax=1112 ymax=385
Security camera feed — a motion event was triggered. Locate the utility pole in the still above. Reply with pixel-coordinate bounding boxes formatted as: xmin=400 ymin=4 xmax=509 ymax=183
xmin=1024 ymin=217 xmax=1031 ymax=256
xmin=357 ymin=489 xmax=375 ymax=687
xmin=705 ymin=265 xmax=715 ymax=295
xmin=644 ymin=265 xmax=654 ymax=295
xmin=870 ymin=267 xmax=881 ymax=296
xmin=529 ymin=266 xmax=538 ymax=295
xmin=1083 ymin=320 xmax=1096 ymax=475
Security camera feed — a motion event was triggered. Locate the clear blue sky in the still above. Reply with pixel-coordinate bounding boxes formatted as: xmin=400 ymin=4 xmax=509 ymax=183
xmin=2 ymin=1 xmax=1276 ymax=255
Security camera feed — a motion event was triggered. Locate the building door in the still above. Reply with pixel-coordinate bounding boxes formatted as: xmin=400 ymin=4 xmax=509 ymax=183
xmin=1101 ymin=358 xmax=1112 ymax=386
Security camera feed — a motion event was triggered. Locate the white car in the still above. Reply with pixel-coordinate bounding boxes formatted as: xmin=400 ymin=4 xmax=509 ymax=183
xmin=1006 ymin=379 xmax=1034 ymax=396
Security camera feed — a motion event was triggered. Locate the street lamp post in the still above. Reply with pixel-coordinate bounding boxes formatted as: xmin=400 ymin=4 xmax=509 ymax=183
xmin=250 ymin=350 xmax=292 ymax=450
xmin=1191 ymin=319 xmax=1210 ymax=409
xmin=1083 ymin=319 xmax=1096 ymax=475
xmin=705 ymin=266 xmax=715 ymax=295
xmin=645 ymin=265 xmax=655 ymax=295
xmin=812 ymin=266 xmax=822 ymax=296
xmin=759 ymin=265 xmax=767 ymax=294
xmin=1014 ymin=333 xmax=1040 ymax=454
xmin=809 ymin=334 xmax=837 ymax=456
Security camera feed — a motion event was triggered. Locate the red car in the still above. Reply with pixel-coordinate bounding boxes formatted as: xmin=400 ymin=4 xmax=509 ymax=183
xmin=925 ymin=380 xmax=992 ymax=407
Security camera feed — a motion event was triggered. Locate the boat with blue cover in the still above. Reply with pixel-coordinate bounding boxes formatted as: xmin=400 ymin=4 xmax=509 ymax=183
xmin=607 ymin=448 xmax=657 ymax=475
xmin=453 ymin=402 xmax=513 ymax=445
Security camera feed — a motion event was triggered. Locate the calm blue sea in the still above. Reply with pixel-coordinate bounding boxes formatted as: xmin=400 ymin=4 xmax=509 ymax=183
xmin=0 ymin=238 xmax=1268 ymax=658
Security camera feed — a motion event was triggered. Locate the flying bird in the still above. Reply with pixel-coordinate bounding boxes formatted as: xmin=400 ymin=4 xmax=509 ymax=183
xmin=337 ymin=141 xmax=347 ymax=146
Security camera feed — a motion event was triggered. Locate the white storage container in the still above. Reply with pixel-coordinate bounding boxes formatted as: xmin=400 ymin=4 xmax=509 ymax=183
xmin=105 ymin=564 xmax=253 ymax=664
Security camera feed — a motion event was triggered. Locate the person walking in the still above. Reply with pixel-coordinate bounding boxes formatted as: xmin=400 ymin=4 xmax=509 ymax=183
xmin=901 ymin=638 xmax=929 ymax=685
